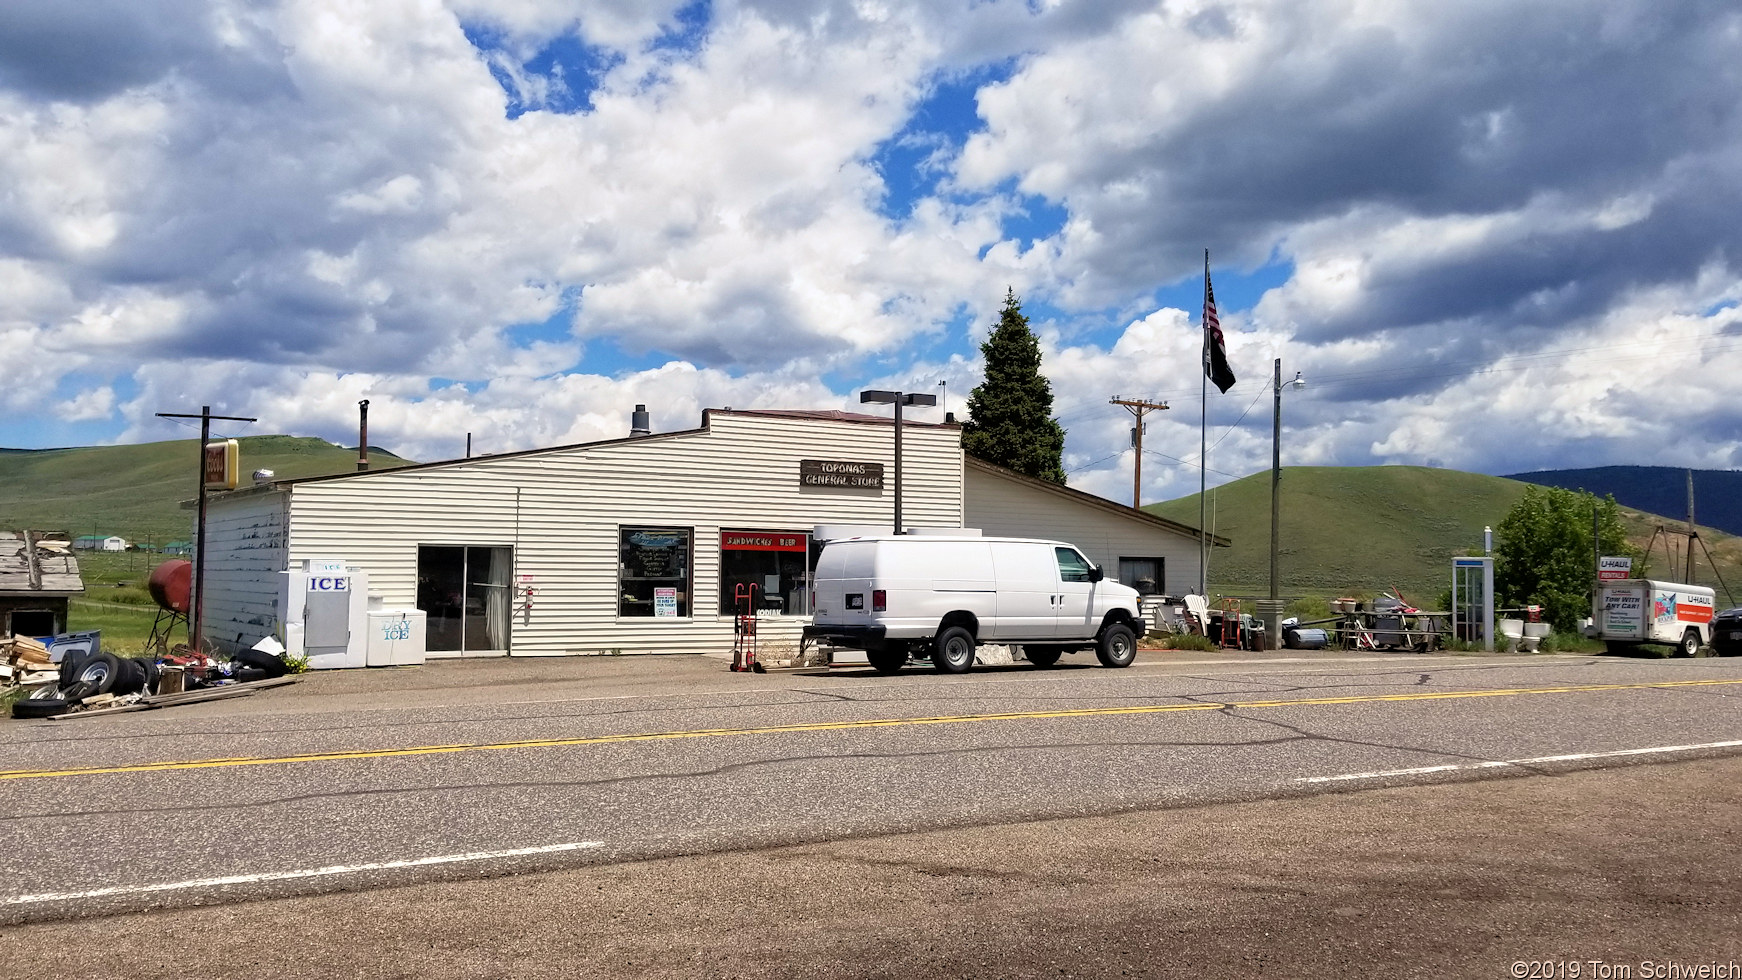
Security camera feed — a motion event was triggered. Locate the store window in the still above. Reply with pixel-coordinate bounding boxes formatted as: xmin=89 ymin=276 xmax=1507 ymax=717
xmin=1118 ymin=557 xmax=1164 ymax=596
xmin=720 ymin=530 xmax=811 ymax=615
xmin=619 ymin=527 xmax=691 ymax=617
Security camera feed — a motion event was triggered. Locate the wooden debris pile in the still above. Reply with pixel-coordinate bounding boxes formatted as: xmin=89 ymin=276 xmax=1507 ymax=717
xmin=2 ymin=634 xmax=58 ymax=691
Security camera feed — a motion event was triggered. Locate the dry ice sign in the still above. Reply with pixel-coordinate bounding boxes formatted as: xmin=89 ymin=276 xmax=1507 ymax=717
xmin=799 ymin=459 xmax=884 ymax=489
xmin=1597 ymin=556 xmax=1632 ymax=581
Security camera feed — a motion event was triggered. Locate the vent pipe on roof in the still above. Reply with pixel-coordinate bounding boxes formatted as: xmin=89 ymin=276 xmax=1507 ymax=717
xmin=357 ymin=399 xmax=370 ymax=471
xmin=631 ymin=404 xmax=651 ymax=436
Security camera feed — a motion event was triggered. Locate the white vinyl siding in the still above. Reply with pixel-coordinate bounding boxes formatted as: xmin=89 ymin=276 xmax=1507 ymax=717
xmin=964 ymin=462 xmax=1205 ymax=597
xmin=203 ymin=412 xmax=963 ymax=657
xmin=198 ymin=490 xmax=290 ymax=652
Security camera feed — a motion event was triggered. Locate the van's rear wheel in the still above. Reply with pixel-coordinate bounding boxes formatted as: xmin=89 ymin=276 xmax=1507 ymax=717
xmin=1024 ymin=646 xmax=1062 ymax=668
xmin=867 ymin=647 xmax=908 ymax=675
xmin=1096 ymin=623 xmax=1137 ymax=668
xmin=1679 ymin=629 xmax=1702 ymax=658
xmin=932 ymin=627 xmax=975 ymax=674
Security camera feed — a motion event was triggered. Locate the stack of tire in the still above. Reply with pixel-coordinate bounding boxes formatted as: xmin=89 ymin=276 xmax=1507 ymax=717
xmin=11 ymin=651 xmax=160 ymax=719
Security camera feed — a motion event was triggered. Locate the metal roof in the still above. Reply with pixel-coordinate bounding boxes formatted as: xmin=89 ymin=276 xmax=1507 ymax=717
xmin=0 ymin=531 xmax=86 ymax=596
xmin=965 ymin=457 xmax=1230 ymax=547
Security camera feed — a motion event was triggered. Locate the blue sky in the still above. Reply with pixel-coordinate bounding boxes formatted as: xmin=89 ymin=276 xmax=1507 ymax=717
xmin=2 ymin=0 xmax=1739 ymax=505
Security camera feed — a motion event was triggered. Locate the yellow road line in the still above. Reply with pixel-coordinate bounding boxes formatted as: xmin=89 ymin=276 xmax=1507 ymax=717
xmin=5 ymin=677 xmax=1741 ymax=782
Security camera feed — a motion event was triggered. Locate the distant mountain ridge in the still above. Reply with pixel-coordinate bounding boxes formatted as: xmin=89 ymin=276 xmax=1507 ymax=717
xmin=1148 ymin=464 xmax=1742 ymax=602
xmin=1502 ymin=466 xmax=1742 ymax=537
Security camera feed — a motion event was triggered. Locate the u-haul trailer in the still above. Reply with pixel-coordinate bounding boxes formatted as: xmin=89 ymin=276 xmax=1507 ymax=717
xmin=1587 ymin=578 xmax=1714 ymax=657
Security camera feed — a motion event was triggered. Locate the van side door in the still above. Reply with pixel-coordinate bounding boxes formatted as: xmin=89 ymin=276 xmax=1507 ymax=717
xmin=1053 ymin=546 xmax=1098 ymax=639
xmin=987 ymin=542 xmax=1059 ymax=641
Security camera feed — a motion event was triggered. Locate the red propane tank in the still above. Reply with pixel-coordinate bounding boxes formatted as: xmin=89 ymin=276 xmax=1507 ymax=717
xmin=148 ymin=559 xmax=193 ymax=613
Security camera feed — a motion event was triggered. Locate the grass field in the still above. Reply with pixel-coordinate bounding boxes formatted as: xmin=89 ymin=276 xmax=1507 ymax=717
xmin=3 ymin=436 xmax=412 ymax=655
xmin=49 ymin=551 xmax=166 ymax=656
xmin=0 ymin=434 xmax=411 ymax=544
xmin=1150 ymin=465 xmax=1742 ymax=609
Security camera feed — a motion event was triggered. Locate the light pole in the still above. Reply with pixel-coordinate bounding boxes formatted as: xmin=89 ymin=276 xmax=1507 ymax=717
xmin=860 ymin=389 xmax=937 ymax=534
xmin=1263 ymin=359 xmax=1305 ymax=649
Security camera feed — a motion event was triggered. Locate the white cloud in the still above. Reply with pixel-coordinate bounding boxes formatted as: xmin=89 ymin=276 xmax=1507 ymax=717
xmin=1 ymin=0 xmax=1739 ymax=504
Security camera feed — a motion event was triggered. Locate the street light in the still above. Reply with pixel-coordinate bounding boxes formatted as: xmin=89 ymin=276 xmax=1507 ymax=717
xmin=1263 ymin=358 xmax=1307 ymax=648
xmin=860 ymin=388 xmax=937 ymax=534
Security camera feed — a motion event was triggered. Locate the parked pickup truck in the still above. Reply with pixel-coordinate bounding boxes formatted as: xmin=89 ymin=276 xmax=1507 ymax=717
xmin=1585 ymin=578 xmax=1714 ymax=656
xmin=803 ymin=534 xmax=1145 ymax=674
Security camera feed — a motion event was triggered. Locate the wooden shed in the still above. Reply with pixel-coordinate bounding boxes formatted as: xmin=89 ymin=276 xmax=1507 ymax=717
xmin=0 ymin=531 xmax=85 ymax=638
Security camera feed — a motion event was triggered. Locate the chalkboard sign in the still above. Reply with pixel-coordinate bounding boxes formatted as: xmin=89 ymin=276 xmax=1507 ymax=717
xmin=622 ymin=529 xmax=689 ymax=579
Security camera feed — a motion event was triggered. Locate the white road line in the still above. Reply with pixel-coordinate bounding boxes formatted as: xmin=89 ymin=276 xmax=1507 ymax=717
xmin=5 ymin=840 xmax=605 ymax=906
xmin=1297 ymin=739 xmax=1742 ymax=784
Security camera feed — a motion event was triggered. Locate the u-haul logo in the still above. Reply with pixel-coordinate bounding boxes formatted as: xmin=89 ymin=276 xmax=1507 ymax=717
xmin=307 ymin=576 xmax=349 ymax=592
xmin=1655 ymin=591 xmax=1713 ymax=625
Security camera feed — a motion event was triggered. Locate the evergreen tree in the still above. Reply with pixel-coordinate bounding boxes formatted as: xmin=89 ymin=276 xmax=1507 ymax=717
xmin=962 ymin=288 xmax=1067 ymax=484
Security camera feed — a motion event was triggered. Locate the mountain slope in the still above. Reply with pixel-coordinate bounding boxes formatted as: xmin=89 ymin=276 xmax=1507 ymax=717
xmin=1504 ymin=466 xmax=1742 ymax=537
xmin=0 ymin=435 xmax=412 ymax=543
xmin=1149 ymin=465 xmax=1742 ymax=604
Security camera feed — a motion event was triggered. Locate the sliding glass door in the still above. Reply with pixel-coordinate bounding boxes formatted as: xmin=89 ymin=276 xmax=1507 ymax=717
xmin=416 ymin=545 xmax=513 ymax=656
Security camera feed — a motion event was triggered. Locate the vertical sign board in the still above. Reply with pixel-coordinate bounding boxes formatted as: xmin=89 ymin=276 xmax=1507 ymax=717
xmin=1597 ymin=556 xmax=1632 ymax=582
xmin=653 ymin=587 xmax=678 ymax=617
xmin=204 ymin=439 xmax=239 ymax=490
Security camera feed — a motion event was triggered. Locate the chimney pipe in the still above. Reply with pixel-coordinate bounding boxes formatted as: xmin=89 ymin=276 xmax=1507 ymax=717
xmin=630 ymin=403 xmax=651 ymax=436
xmin=357 ymin=399 xmax=370 ymax=471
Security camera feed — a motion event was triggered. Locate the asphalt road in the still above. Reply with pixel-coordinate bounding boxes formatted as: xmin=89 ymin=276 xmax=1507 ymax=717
xmin=3 ymin=650 xmax=1740 ymax=977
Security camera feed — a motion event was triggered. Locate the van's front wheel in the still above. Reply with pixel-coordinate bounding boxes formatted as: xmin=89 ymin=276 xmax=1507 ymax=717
xmin=1096 ymin=623 xmax=1137 ymax=668
xmin=932 ymin=627 xmax=976 ymax=674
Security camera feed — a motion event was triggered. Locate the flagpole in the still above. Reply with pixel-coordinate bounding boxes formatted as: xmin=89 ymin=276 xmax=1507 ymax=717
xmin=1199 ymin=248 xmax=1209 ymax=598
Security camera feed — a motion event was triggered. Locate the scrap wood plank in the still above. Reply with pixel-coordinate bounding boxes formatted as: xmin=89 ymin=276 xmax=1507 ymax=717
xmin=45 ymin=676 xmax=298 ymax=720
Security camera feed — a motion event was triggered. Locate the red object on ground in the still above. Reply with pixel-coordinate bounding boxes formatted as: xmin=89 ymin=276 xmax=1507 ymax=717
xmin=148 ymin=559 xmax=193 ymax=613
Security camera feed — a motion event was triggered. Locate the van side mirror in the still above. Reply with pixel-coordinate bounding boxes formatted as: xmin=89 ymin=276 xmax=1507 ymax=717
xmin=1088 ymin=566 xmax=1103 ymax=583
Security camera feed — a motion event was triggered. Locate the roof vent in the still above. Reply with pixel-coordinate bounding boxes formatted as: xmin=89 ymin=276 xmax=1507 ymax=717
xmin=630 ymin=404 xmax=651 ymax=436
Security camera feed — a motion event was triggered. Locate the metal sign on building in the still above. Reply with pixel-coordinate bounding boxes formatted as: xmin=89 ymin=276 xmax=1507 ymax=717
xmin=799 ymin=459 xmax=884 ymax=489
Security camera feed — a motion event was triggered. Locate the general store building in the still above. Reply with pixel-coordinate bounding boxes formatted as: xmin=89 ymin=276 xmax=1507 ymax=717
xmin=199 ymin=409 xmax=1218 ymax=661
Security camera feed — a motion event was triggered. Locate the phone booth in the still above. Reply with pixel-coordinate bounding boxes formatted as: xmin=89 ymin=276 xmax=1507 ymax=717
xmin=1451 ymin=556 xmax=1494 ymax=652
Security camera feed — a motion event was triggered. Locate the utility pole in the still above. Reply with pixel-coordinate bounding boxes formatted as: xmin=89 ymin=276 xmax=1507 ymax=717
xmin=1109 ymin=396 xmax=1169 ymax=508
xmin=1686 ymin=468 xmax=1696 ymax=583
xmin=156 ymin=406 xmax=256 ymax=654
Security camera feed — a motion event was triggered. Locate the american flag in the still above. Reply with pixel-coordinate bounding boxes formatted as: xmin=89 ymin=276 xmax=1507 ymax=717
xmin=1203 ymin=267 xmax=1235 ymax=393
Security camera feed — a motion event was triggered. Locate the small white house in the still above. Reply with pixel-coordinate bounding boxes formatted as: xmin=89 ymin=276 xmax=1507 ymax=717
xmin=197 ymin=409 xmax=1221 ymax=661
xmin=73 ymin=535 xmax=127 ymax=552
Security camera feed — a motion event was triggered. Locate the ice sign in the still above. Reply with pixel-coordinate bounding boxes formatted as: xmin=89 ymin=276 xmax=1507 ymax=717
xmin=307 ymin=576 xmax=349 ymax=592
xmin=380 ymin=619 xmax=412 ymax=641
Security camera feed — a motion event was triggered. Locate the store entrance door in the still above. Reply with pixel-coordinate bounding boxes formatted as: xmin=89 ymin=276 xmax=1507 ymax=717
xmin=417 ymin=545 xmax=514 ymax=656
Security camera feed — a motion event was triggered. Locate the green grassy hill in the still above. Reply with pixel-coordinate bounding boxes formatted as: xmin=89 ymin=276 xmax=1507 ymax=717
xmin=0 ymin=435 xmax=412 ymax=545
xmin=1149 ymin=465 xmax=1742 ymax=607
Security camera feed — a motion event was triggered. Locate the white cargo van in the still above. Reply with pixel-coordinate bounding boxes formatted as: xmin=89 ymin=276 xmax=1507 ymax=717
xmin=804 ymin=535 xmax=1145 ymax=674
xmin=1586 ymin=578 xmax=1714 ymax=656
